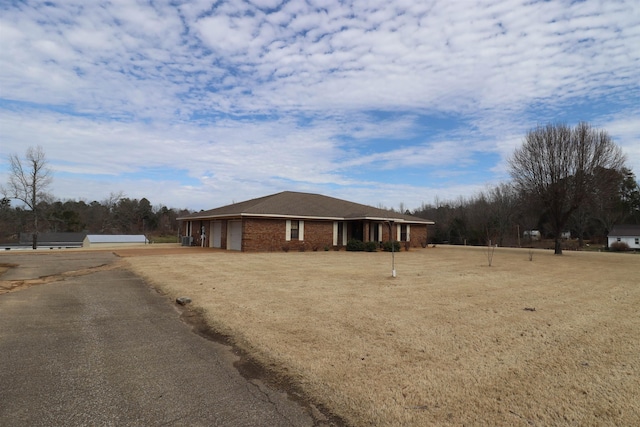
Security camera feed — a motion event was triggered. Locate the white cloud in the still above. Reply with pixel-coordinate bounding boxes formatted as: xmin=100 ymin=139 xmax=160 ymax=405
xmin=601 ymin=111 xmax=640 ymax=173
xmin=1 ymin=0 xmax=638 ymax=211
xmin=4 ymin=0 xmax=638 ymax=118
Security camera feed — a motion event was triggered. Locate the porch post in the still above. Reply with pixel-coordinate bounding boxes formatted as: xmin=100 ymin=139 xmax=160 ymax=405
xmin=387 ymin=220 xmax=396 ymax=278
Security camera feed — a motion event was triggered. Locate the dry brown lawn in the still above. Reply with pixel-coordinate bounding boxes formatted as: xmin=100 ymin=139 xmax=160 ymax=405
xmin=124 ymin=246 xmax=640 ymax=426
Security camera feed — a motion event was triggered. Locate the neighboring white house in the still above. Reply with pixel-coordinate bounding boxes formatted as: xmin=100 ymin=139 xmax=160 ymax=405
xmin=607 ymin=225 xmax=640 ymax=249
xmin=83 ymin=235 xmax=148 ymax=248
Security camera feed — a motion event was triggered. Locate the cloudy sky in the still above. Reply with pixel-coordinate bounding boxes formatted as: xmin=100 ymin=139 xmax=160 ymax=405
xmin=1 ymin=0 xmax=639 ymax=211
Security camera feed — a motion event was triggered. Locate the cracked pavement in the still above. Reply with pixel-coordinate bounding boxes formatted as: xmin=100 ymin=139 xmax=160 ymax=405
xmin=0 ymin=252 xmax=317 ymax=426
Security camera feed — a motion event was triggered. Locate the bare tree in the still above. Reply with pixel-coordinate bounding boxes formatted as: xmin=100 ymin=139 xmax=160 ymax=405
xmin=509 ymin=123 xmax=626 ymax=254
xmin=483 ymin=183 xmax=518 ymax=246
xmin=457 ymin=184 xmax=516 ymax=247
xmin=2 ymin=146 xmax=53 ymax=249
xmin=99 ymin=191 xmax=124 ymax=233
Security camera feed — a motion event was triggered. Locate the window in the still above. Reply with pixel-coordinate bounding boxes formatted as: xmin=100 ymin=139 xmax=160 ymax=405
xmin=286 ymin=220 xmax=304 ymax=241
xmin=290 ymin=220 xmax=299 ymax=240
xmin=399 ymin=224 xmax=410 ymax=242
xmin=617 ymin=237 xmax=621 ymax=242
xmin=636 ymin=238 xmax=639 ymax=245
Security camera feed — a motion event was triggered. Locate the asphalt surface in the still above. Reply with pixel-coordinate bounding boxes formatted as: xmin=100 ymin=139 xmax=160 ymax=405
xmin=0 ymin=252 xmax=318 ymax=426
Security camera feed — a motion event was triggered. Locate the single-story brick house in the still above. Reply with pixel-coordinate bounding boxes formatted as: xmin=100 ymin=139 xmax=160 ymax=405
xmin=178 ymin=191 xmax=435 ymax=252
xmin=607 ymin=224 xmax=640 ymax=249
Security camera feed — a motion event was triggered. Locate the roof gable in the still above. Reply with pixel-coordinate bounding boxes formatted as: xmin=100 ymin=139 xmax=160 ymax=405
xmin=179 ymin=191 xmax=434 ymax=224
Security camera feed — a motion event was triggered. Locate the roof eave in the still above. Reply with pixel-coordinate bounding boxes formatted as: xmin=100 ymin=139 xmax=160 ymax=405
xmin=178 ymin=212 xmax=434 ymax=224
xmin=348 ymin=216 xmax=434 ymax=224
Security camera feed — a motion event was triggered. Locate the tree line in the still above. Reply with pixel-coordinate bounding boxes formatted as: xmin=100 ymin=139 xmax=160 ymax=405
xmin=1 ymin=147 xmax=189 ymax=246
xmin=0 ymin=191 xmax=188 ymax=244
xmin=3 ymin=123 xmax=639 ymax=253
xmin=412 ymin=123 xmax=639 ymax=254
xmin=413 ymin=168 xmax=639 ymax=248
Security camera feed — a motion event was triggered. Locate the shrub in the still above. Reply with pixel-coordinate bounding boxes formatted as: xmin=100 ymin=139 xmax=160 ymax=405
xmin=346 ymin=239 xmax=365 ymax=251
xmin=382 ymin=240 xmax=401 ymax=252
xmin=610 ymin=241 xmax=630 ymax=252
xmin=364 ymin=241 xmax=378 ymax=252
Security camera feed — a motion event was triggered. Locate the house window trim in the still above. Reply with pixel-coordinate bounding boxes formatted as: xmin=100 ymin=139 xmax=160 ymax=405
xmin=286 ymin=220 xmax=304 ymax=241
xmin=333 ymin=221 xmax=346 ymax=246
xmin=397 ymin=224 xmax=410 ymax=242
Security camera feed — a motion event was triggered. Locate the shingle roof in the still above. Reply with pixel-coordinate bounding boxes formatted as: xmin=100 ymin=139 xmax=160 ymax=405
xmin=608 ymin=224 xmax=640 ymax=237
xmin=178 ymin=191 xmax=434 ymax=224
xmin=19 ymin=232 xmax=86 ymax=244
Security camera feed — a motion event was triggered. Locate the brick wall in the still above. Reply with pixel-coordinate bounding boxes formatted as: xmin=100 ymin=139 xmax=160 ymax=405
xmin=243 ymin=218 xmax=284 ymax=251
xmin=183 ymin=218 xmax=429 ymax=252
xmin=243 ymin=218 xmax=335 ymax=252
xmin=379 ymin=223 xmax=428 ymax=249
xmin=409 ymin=224 xmax=428 ymax=248
xmin=298 ymin=221 xmax=334 ymax=251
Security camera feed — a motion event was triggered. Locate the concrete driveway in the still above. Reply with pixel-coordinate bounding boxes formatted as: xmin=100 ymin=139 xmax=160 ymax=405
xmin=0 ymin=252 xmax=322 ymax=426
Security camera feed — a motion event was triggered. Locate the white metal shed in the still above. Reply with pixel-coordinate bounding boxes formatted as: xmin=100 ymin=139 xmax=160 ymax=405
xmin=83 ymin=235 xmax=148 ymax=248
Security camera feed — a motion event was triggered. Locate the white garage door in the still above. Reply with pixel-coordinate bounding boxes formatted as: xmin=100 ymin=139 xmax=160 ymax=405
xmin=227 ymin=221 xmax=242 ymax=251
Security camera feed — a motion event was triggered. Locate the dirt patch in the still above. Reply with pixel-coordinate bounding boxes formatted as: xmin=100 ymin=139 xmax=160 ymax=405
xmin=0 ymin=263 xmax=17 ymax=278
